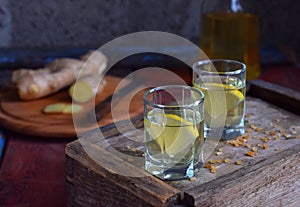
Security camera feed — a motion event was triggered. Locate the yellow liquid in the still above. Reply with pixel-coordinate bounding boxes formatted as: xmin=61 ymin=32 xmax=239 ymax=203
xmin=145 ymin=109 xmax=204 ymax=171
xmin=194 ymin=76 xmax=245 ymax=128
xmin=200 ymin=12 xmax=260 ymax=80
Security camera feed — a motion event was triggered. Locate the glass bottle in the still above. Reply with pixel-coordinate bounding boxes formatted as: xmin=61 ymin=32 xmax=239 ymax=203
xmin=199 ymin=0 xmax=260 ymax=80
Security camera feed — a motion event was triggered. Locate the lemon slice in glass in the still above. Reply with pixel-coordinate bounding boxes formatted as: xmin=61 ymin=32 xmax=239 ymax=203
xmin=200 ymin=83 xmax=244 ymax=127
xmin=145 ymin=112 xmax=199 ymax=156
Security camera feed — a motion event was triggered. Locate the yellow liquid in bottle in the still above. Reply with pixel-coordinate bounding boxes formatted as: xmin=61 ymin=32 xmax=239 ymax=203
xmin=200 ymin=12 xmax=260 ymax=80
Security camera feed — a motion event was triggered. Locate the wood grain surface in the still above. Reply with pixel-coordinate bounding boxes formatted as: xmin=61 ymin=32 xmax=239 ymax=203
xmin=66 ymin=80 xmax=300 ymax=206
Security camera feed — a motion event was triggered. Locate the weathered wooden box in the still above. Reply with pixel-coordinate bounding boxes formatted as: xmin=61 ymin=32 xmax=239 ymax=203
xmin=66 ymin=80 xmax=300 ymax=207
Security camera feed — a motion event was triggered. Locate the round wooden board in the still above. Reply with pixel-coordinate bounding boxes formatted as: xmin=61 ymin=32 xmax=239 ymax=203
xmin=0 ymin=76 xmax=144 ymax=138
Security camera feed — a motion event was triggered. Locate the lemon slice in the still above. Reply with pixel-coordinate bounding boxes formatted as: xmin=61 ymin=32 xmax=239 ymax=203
xmin=198 ymin=83 xmax=244 ymax=127
xmin=145 ymin=112 xmax=199 ymax=156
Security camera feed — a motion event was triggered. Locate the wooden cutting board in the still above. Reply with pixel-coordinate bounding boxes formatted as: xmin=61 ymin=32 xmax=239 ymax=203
xmin=0 ymin=75 xmax=144 ymax=138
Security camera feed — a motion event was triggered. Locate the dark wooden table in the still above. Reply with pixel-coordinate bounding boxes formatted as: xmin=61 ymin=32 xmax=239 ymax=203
xmin=0 ymin=64 xmax=299 ymax=207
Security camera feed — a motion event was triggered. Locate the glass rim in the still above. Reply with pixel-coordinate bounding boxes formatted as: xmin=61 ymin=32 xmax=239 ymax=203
xmin=192 ymin=59 xmax=246 ymax=75
xmin=144 ymin=85 xmax=204 ymax=110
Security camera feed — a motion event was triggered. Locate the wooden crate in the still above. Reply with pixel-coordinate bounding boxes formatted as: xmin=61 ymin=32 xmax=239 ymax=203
xmin=66 ymin=80 xmax=300 ymax=207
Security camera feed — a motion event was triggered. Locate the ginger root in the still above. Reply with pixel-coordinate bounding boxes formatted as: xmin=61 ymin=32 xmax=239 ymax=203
xmin=69 ymin=75 xmax=107 ymax=103
xmin=12 ymin=50 xmax=107 ymax=100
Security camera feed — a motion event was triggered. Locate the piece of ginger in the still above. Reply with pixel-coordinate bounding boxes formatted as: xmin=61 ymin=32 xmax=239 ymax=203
xmin=43 ymin=103 xmax=67 ymax=114
xmin=69 ymin=75 xmax=107 ymax=103
xmin=43 ymin=103 xmax=83 ymax=114
xmin=62 ymin=104 xmax=83 ymax=114
xmin=12 ymin=50 xmax=107 ymax=100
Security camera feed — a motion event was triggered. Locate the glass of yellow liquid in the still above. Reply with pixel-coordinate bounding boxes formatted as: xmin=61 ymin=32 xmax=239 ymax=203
xmin=193 ymin=59 xmax=246 ymax=140
xmin=144 ymin=85 xmax=204 ymax=180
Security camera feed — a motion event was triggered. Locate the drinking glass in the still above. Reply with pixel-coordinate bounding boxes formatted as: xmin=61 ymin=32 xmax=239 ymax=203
xmin=193 ymin=59 xmax=246 ymax=140
xmin=144 ymin=85 xmax=204 ymax=180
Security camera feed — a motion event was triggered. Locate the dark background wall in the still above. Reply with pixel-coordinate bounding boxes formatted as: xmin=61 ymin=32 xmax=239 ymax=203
xmin=0 ymin=0 xmax=299 ymax=63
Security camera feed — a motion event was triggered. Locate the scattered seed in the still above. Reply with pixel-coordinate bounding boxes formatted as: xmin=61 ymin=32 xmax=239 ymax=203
xmin=224 ymin=158 xmax=231 ymax=163
xmin=274 ymin=135 xmax=281 ymax=140
xmin=279 ymin=129 xmax=285 ymax=133
xmin=217 ymin=159 xmax=223 ymax=164
xmin=243 ymin=134 xmax=250 ymax=140
xmin=237 ymin=137 xmax=245 ymax=145
xmin=263 ymin=145 xmax=269 ymax=150
xmin=245 ymin=144 xmax=252 ymax=149
xmin=252 ymin=147 xmax=258 ymax=152
xmin=237 ymin=136 xmax=243 ymax=141
xmin=269 ymin=131 xmax=276 ymax=136
xmin=230 ymin=140 xmax=240 ymax=147
xmin=210 ymin=166 xmax=217 ymax=173
xmin=257 ymin=143 xmax=263 ymax=148
xmin=246 ymin=129 xmax=253 ymax=133
xmin=131 ymin=148 xmax=140 ymax=152
xmin=204 ymin=163 xmax=211 ymax=169
xmin=245 ymin=113 xmax=251 ymax=118
xmin=275 ymin=148 xmax=281 ymax=152
xmin=256 ymin=127 xmax=263 ymax=133
xmin=235 ymin=160 xmax=243 ymax=165
xmin=261 ymin=137 xmax=269 ymax=143
xmin=209 ymin=160 xmax=217 ymax=164
xmin=216 ymin=151 xmax=223 ymax=156
xmin=246 ymin=151 xmax=255 ymax=157
xmin=189 ymin=177 xmax=197 ymax=182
